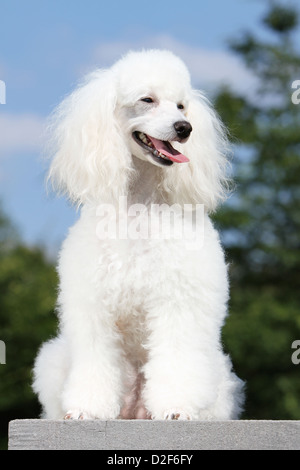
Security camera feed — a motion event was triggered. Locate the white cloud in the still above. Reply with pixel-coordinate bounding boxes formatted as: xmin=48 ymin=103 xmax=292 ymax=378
xmin=90 ymin=35 xmax=258 ymax=97
xmin=0 ymin=113 xmax=46 ymax=157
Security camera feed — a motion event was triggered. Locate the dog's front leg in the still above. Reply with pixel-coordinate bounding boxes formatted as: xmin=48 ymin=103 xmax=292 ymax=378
xmin=142 ymin=301 xmax=221 ymax=421
xmin=60 ymin=300 xmax=124 ymax=420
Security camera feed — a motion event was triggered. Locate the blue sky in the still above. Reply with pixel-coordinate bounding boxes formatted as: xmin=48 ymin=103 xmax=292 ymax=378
xmin=0 ymin=0 xmax=299 ymax=256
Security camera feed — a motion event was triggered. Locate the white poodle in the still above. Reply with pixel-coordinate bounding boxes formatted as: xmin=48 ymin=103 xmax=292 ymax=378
xmin=33 ymin=49 xmax=244 ymax=421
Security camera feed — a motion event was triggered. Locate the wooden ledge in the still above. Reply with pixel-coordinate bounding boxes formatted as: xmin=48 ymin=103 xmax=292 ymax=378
xmin=8 ymin=419 xmax=300 ymax=450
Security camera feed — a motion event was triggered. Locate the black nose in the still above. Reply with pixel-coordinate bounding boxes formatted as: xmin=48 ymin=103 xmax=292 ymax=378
xmin=174 ymin=121 xmax=192 ymax=139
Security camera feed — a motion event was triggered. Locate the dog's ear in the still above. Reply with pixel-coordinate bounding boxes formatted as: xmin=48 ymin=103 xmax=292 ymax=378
xmin=163 ymin=90 xmax=231 ymax=212
xmin=46 ymin=69 xmax=132 ymax=206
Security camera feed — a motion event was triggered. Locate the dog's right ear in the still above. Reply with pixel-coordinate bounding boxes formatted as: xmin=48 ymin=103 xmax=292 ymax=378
xmin=46 ymin=69 xmax=132 ymax=206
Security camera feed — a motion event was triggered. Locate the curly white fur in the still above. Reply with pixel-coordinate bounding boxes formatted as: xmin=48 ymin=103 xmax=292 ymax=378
xmin=33 ymin=49 xmax=244 ymax=421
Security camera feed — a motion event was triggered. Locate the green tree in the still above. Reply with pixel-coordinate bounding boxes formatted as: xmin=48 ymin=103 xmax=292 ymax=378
xmin=214 ymin=2 xmax=300 ymax=418
xmin=0 ymin=206 xmax=57 ymax=449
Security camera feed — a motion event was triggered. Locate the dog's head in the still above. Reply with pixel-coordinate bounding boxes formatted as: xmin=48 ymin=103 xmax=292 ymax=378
xmin=114 ymin=50 xmax=193 ymax=168
xmin=47 ymin=49 xmax=230 ymax=210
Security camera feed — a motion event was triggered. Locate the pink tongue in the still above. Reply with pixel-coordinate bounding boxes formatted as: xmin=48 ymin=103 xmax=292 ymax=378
xmin=148 ymin=136 xmax=189 ymax=163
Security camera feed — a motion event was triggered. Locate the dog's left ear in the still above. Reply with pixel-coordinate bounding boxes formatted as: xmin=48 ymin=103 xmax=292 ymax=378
xmin=164 ymin=90 xmax=230 ymax=212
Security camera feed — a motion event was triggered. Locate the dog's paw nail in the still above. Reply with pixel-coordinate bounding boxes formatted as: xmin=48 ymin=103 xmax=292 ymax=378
xmin=64 ymin=409 xmax=93 ymax=420
xmin=164 ymin=410 xmax=191 ymax=420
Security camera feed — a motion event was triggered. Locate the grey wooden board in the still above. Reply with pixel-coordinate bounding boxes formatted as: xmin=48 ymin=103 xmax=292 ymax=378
xmin=8 ymin=419 xmax=300 ymax=450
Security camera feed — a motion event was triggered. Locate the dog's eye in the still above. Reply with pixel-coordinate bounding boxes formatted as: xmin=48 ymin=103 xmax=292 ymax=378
xmin=141 ymin=97 xmax=154 ymax=103
xmin=177 ymin=104 xmax=185 ymax=110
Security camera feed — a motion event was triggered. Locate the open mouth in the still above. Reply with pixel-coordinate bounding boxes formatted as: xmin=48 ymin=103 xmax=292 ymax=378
xmin=133 ymin=131 xmax=189 ymax=167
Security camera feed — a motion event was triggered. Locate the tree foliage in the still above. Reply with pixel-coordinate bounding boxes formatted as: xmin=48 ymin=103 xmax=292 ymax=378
xmin=214 ymin=2 xmax=300 ymax=419
xmin=0 ymin=207 xmax=57 ymax=448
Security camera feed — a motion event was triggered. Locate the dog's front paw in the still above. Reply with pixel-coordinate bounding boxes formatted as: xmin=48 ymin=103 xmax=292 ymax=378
xmin=64 ymin=409 xmax=95 ymax=420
